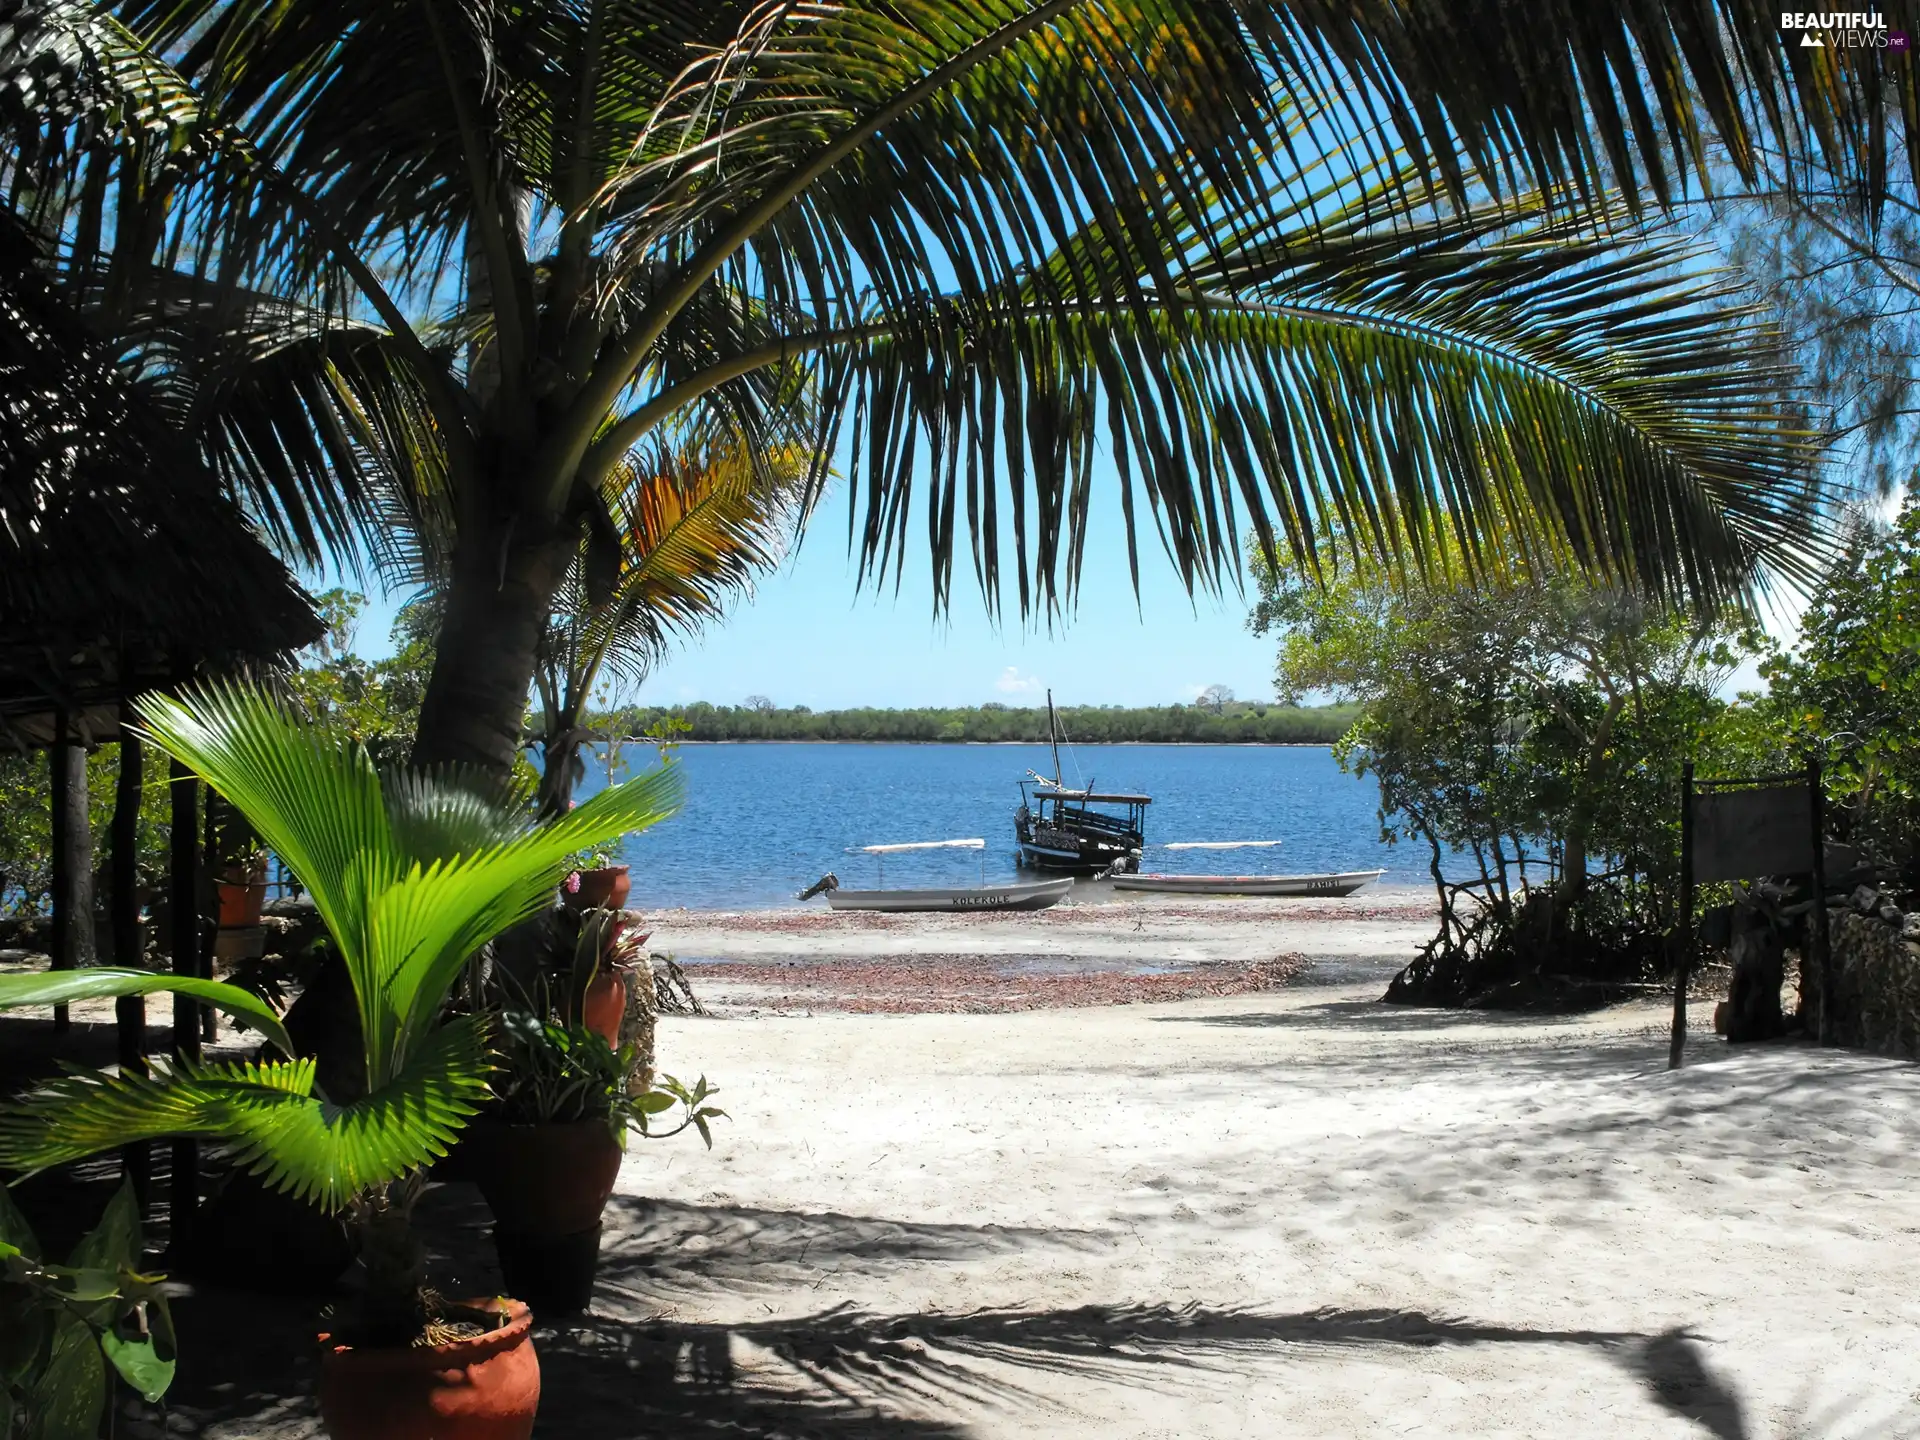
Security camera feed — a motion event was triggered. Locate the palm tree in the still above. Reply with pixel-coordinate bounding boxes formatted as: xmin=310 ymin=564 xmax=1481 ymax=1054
xmin=0 ymin=681 xmax=683 ymax=1335
xmin=533 ymin=439 xmax=801 ymax=817
xmin=3 ymin=1 xmax=1904 ymax=781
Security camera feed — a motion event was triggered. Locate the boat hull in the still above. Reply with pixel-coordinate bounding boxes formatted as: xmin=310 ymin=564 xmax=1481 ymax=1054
xmin=826 ymin=878 xmax=1075 ymax=913
xmin=1014 ymin=838 xmax=1137 ymax=873
xmin=1112 ymin=870 xmax=1385 ymax=898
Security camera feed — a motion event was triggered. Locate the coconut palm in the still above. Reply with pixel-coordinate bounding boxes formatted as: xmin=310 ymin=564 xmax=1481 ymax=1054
xmin=533 ymin=437 xmax=803 ymax=817
xmin=1 ymin=1 xmax=1905 ymax=780
xmin=0 ymin=681 xmax=683 ymax=1334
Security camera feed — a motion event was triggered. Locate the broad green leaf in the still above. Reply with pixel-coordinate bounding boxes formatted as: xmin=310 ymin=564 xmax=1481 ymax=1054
xmin=0 ymin=1289 xmax=48 ymax=1385
xmin=66 ymin=1181 xmax=140 ymax=1276
xmin=22 ymin=1313 xmax=102 ymax=1440
xmin=98 ymin=1325 xmax=174 ymax=1405
xmin=37 ymin=1271 xmax=120 ymax=1306
xmin=0 ymin=1182 xmax=39 ymax=1260
xmin=0 ymin=972 xmax=293 ymax=1058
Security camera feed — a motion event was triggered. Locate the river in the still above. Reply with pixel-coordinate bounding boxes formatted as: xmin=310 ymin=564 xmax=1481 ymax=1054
xmin=575 ymin=742 xmax=1430 ymax=910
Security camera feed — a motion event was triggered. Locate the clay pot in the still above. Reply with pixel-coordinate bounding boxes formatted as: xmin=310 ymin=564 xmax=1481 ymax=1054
xmin=493 ymin=1225 xmax=604 ymax=1317
xmin=580 ymin=965 xmax=631 ymax=1049
xmin=466 ymin=1120 xmax=622 ymax=1235
xmin=564 ymin=865 xmax=630 ymax=912
xmin=318 ymin=1298 xmax=538 ymax=1440
xmin=466 ymin=1121 xmax=623 ymax=1316
xmin=217 ymin=879 xmax=267 ymax=929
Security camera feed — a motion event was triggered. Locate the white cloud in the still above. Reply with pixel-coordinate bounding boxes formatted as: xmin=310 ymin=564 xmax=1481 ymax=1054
xmin=994 ymin=666 xmax=1043 ymax=696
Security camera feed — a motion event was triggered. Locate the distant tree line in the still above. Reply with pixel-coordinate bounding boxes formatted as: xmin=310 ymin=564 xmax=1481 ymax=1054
xmin=603 ymin=701 xmax=1361 ymax=744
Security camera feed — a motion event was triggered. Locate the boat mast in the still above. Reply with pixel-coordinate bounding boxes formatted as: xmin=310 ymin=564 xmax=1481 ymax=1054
xmin=1046 ymin=689 xmax=1063 ymax=786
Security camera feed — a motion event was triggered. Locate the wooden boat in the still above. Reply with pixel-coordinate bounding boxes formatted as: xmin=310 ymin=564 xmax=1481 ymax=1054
xmin=807 ymin=839 xmax=1075 ymax=912
xmin=1014 ymin=691 xmax=1150 ymax=873
xmin=826 ymin=877 xmax=1075 ymax=913
xmin=1112 ymin=869 xmax=1385 ymax=898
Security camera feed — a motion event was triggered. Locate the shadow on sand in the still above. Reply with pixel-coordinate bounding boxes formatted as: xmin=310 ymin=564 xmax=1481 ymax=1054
xmin=146 ymin=1190 xmax=1801 ymax=1439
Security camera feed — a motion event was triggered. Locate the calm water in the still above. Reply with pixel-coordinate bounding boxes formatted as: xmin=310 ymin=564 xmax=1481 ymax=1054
xmin=577 ymin=743 xmax=1426 ymax=910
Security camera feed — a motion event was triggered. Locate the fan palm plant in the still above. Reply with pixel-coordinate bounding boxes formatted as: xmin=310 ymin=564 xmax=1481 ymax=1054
xmin=0 ymin=2 xmax=1905 ymax=780
xmin=533 ymin=436 xmax=804 ymax=817
xmin=0 ymin=681 xmax=683 ymax=1339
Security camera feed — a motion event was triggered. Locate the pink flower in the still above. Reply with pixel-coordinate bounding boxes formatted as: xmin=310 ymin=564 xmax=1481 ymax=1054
xmin=565 ymin=871 xmax=582 ymax=894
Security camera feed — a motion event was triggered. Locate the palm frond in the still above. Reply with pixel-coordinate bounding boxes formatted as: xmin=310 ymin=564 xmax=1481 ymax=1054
xmin=0 ymin=1019 xmax=492 ymax=1211
xmin=574 ymin=443 xmax=800 ymax=684
xmin=134 ymin=681 xmax=683 ymax=1088
xmin=0 ymin=970 xmax=294 ymax=1057
xmin=818 ymin=190 xmax=1823 ymax=616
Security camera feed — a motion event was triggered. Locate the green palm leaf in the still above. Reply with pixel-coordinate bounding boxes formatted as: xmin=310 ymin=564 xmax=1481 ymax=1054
xmin=134 ymin=681 xmax=683 ymax=1088
xmin=0 ymin=1019 xmax=492 ymax=1211
xmin=0 ymin=680 xmax=683 ymax=1209
xmin=0 ymin=971 xmax=294 ymax=1057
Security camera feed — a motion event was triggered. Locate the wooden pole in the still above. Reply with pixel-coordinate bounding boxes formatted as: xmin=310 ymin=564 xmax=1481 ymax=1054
xmin=1808 ymin=754 xmax=1833 ymax=1045
xmin=112 ymin=714 xmax=149 ymax=1205
xmin=49 ymin=715 xmax=70 ymax=1036
xmin=168 ymin=755 xmax=200 ymax=1253
xmin=49 ymin=712 xmax=94 ymax=1035
xmin=199 ymin=790 xmax=218 ymax=1044
xmin=1668 ymin=762 xmax=1696 ymax=1071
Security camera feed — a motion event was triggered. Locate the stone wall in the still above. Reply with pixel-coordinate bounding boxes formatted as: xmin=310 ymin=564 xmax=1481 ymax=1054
xmin=1812 ymin=911 xmax=1920 ymax=1061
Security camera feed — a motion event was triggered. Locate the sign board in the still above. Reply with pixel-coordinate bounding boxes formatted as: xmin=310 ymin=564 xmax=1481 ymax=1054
xmin=1691 ymin=784 xmax=1815 ymax=883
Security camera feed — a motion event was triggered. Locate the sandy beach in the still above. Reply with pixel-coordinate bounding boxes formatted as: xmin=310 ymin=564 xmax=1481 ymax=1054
xmin=594 ymin=899 xmax=1920 ymax=1439
xmin=13 ymin=892 xmax=1920 ymax=1438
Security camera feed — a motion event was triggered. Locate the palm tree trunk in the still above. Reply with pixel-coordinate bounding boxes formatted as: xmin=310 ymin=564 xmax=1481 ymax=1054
xmin=535 ymin=713 xmax=586 ymax=820
xmin=411 ymin=522 xmax=572 ymax=776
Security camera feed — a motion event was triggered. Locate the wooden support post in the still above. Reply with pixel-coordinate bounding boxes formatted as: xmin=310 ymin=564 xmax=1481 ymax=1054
xmin=112 ymin=715 xmax=149 ymax=1205
xmin=199 ymin=790 xmax=218 ymax=1044
xmin=48 ymin=712 xmax=94 ymax=1035
xmin=1808 ymin=755 xmax=1832 ymax=1045
xmin=169 ymin=755 xmax=200 ymax=1252
xmin=1668 ymin=762 xmax=1696 ymax=1071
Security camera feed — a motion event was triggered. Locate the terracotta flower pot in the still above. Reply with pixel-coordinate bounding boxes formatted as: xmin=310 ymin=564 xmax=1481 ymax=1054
xmin=217 ymin=879 xmax=268 ymax=928
xmin=318 ymin=1298 xmax=538 ymax=1440
xmin=466 ymin=1121 xmax=623 ymax=1316
xmin=580 ymin=966 xmax=630 ymax=1050
xmin=466 ymin=1120 xmax=622 ymax=1235
xmin=564 ymin=865 xmax=630 ymax=912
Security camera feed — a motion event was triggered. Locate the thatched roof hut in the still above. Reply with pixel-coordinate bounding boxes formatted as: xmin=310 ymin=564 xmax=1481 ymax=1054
xmin=0 ymin=219 xmax=321 ymax=743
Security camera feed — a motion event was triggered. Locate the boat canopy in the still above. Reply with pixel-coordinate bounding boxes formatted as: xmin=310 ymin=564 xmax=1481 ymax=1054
xmin=1029 ymin=787 xmax=1153 ymax=804
xmin=858 ymin=838 xmax=987 ymax=853
xmin=1163 ymin=839 xmax=1282 ymax=850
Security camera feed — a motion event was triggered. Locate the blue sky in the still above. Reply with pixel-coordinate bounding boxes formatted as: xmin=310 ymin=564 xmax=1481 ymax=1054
xmin=328 ymin=469 xmax=1811 ymax=709
xmin=330 ymin=473 xmax=1285 ymax=709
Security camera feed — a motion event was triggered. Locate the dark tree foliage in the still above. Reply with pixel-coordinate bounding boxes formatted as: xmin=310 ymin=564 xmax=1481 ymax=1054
xmin=605 ymin=702 xmax=1358 ymax=746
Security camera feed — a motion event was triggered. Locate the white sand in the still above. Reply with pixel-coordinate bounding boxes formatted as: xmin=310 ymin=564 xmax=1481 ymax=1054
xmin=595 ymin=909 xmax=1920 ymax=1438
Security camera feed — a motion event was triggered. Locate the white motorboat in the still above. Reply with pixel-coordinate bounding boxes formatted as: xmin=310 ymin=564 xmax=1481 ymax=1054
xmin=804 ymin=838 xmax=1077 ymax=913
xmin=1112 ymin=869 xmax=1385 ymax=898
xmin=826 ymin=876 xmax=1075 ymax=913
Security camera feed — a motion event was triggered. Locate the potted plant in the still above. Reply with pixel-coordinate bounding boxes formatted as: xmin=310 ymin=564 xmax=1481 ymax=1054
xmin=0 ymin=681 xmax=684 ymax=1440
xmin=467 ymin=917 xmax=720 ymax=1315
xmin=564 ymin=905 xmax=650 ymax=1049
xmin=2 ymin=1180 xmax=177 ymax=1436
xmin=563 ymin=848 xmax=630 ymax=912
xmin=216 ymin=848 xmax=271 ymax=929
